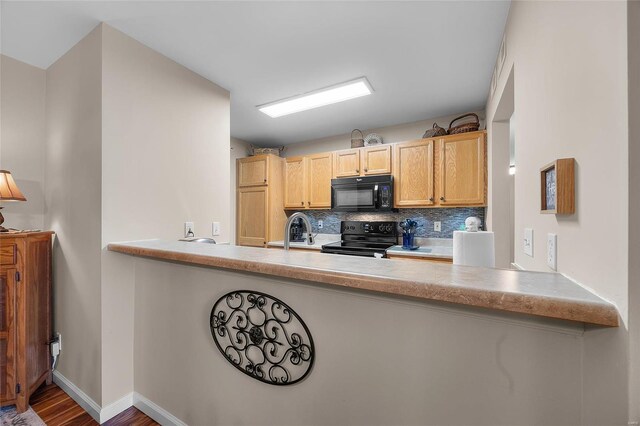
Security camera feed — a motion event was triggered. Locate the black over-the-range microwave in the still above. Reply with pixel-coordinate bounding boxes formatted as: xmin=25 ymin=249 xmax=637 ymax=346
xmin=330 ymin=175 xmax=394 ymax=212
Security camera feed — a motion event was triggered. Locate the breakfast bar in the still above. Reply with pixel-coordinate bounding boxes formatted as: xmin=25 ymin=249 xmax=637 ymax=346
xmin=108 ymin=239 xmax=618 ymax=327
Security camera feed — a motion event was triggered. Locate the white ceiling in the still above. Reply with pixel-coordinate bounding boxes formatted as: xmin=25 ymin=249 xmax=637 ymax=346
xmin=1 ymin=1 xmax=510 ymax=146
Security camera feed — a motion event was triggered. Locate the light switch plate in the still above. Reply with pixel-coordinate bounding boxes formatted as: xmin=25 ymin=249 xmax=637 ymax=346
xmin=434 ymin=221 xmax=442 ymax=232
xmin=212 ymin=222 xmax=221 ymax=236
xmin=547 ymin=233 xmax=557 ymax=270
xmin=184 ymin=222 xmax=194 ymax=238
xmin=318 ymin=220 xmax=324 ymax=229
xmin=524 ymin=228 xmax=533 ymax=257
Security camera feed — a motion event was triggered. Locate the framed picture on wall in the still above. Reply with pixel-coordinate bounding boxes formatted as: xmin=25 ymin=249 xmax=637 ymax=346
xmin=540 ymin=158 xmax=575 ymax=214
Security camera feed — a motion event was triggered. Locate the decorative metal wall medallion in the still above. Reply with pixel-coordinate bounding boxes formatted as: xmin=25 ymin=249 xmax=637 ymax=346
xmin=210 ymin=290 xmax=315 ymax=385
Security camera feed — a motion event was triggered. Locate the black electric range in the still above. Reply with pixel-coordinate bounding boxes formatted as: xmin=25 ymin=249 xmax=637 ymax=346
xmin=321 ymin=221 xmax=398 ymax=258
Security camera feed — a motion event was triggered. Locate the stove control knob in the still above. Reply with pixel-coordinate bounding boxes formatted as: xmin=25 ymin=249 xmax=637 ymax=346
xmin=378 ymin=225 xmax=384 ymax=232
xmin=386 ymin=225 xmax=392 ymax=232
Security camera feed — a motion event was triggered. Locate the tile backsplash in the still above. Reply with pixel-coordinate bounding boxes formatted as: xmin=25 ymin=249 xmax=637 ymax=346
xmin=289 ymin=208 xmax=486 ymax=238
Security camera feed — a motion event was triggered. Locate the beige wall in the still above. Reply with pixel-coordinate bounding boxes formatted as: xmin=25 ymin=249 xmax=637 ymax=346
xmin=485 ymin=1 xmax=631 ymax=423
xmin=134 ymin=259 xmax=584 ymax=425
xmin=100 ymin=23 xmax=231 ymax=405
xmin=283 ymin=112 xmax=485 ymax=158
xmin=628 ymin=0 xmax=640 ymax=420
xmin=230 ymin=137 xmax=250 ymax=245
xmin=487 ymin=0 xmax=628 ymax=320
xmin=44 ymin=26 xmax=103 ymax=403
xmin=0 ymin=55 xmax=46 ymax=230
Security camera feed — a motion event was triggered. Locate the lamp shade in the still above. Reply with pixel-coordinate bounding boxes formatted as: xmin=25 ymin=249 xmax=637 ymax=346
xmin=0 ymin=170 xmax=26 ymax=201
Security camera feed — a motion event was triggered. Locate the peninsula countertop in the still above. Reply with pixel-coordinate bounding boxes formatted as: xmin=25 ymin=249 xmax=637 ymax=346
xmin=107 ymin=239 xmax=619 ymax=327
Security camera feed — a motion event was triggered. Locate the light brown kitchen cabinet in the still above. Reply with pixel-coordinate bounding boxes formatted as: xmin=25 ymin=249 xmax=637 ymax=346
xmin=437 ymin=132 xmax=486 ymax=206
xmin=393 ymin=139 xmax=435 ymax=207
xmin=334 ymin=146 xmax=392 ymax=177
xmin=283 ymin=153 xmax=333 ymax=210
xmin=307 ymin=152 xmax=333 ymax=208
xmin=333 ymin=149 xmax=361 ymax=177
xmin=0 ymin=232 xmax=53 ymax=413
xmin=283 ymin=157 xmax=307 ymax=209
xmin=362 ymin=145 xmax=392 ymax=175
xmin=237 ymin=155 xmax=269 ymax=187
xmin=236 ymin=155 xmax=286 ymax=247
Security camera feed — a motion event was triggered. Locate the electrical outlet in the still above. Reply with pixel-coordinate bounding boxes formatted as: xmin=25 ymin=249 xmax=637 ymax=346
xmin=434 ymin=221 xmax=442 ymax=232
xmin=184 ymin=222 xmax=195 ymax=238
xmin=212 ymin=222 xmax=221 ymax=236
xmin=547 ymin=233 xmax=557 ymax=270
xmin=318 ymin=220 xmax=323 ymax=229
xmin=524 ymin=228 xmax=533 ymax=257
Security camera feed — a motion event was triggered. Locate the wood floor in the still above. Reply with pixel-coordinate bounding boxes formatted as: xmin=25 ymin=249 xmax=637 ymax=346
xmin=29 ymin=383 xmax=159 ymax=426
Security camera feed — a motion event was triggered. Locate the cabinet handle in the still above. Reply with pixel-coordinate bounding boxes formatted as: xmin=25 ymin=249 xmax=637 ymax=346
xmin=440 ymin=197 xmax=445 ymax=201
xmin=301 ymin=201 xmax=304 ymax=206
xmin=429 ymin=197 xmax=434 ymax=202
xmin=264 ymin=179 xmax=267 ymax=183
xmin=364 ymin=168 xmax=368 ymax=172
xmin=308 ymin=201 xmax=311 ymax=206
xmin=356 ymin=169 xmax=360 ymax=173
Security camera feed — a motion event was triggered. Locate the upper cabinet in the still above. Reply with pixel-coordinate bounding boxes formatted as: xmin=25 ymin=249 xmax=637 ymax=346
xmin=284 ymin=157 xmax=307 ymax=209
xmin=238 ymin=155 xmax=269 ymax=187
xmin=283 ymin=152 xmax=333 ymax=210
xmin=393 ymin=139 xmax=435 ymax=207
xmin=393 ymin=131 xmax=486 ymax=208
xmin=437 ymin=132 xmax=486 ymax=206
xmin=307 ymin=153 xmax=333 ymax=209
xmin=334 ymin=146 xmax=392 ymax=177
xmin=334 ymin=149 xmax=361 ymax=177
xmin=362 ymin=145 xmax=392 ymax=175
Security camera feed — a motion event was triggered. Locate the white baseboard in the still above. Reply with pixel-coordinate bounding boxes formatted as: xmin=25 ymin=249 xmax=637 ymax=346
xmin=53 ymin=370 xmax=183 ymax=425
xmin=52 ymin=371 xmax=101 ymax=423
xmin=133 ymin=392 xmax=187 ymax=426
xmin=100 ymin=392 xmax=134 ymax=423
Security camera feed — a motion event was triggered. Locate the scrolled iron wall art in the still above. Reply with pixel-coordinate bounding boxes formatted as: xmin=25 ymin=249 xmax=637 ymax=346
xmin=209 ymin=290 xmax=315 ymax=385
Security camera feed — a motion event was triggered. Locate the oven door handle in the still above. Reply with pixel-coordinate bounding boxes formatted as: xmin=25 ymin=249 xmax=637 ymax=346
xmin=373 ymin=185 xmax=379 ymax=207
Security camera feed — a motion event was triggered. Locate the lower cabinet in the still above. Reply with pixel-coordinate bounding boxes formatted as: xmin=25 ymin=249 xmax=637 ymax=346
xmin=237 ymin=186 xmax=269 ymax=247
xmin=0 ymin=232 xmax=53 ymax=413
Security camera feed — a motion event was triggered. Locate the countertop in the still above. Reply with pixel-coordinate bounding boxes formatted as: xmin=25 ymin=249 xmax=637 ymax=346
xmin=108 ymin=239 xmax=618 ymax=327
xmin=267 ymin=233 xmax=339 ymax=250
xmin=269 ymin=235 xmax=453 ymax=259
xmin=387 ymin=238 xmax=453 ymax=259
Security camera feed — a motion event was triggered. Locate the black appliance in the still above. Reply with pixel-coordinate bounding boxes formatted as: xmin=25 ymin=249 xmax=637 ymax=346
xmin=331 ymin=175 xmax=394 ymax=212
xmin=321 ymin=221 xmax=398 ymax=258
xmin=289 ymin=217 xmax=305 ymax=242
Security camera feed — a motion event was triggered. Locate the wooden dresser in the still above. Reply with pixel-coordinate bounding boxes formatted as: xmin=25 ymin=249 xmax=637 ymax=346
xmin=0 ymin=231 xmax=53 ymax=412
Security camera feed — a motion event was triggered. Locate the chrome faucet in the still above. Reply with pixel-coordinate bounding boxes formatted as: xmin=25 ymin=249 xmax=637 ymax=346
xmin=284 ymin=212 xmax=314 ymax=250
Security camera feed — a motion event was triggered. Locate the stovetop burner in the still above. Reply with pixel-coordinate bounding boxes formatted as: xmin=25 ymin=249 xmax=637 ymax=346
xmin=321 ymin=221 xmax=398 ymax=258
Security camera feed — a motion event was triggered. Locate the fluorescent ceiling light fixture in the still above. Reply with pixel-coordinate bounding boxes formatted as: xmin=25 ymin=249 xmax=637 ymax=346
xmin=258 ymin=77 xmax=373 ymax=118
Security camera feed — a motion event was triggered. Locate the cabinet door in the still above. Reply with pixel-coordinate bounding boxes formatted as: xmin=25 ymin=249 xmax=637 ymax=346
xmin=284 ymin=157 xmax=307 ymax=209
xmin=362 ymin=145 xmax=392 ymax=175
xmin=393 ymin=140 xmax=435 ymax=207
xmin=333 ymin=149 xmax=360 ymax=177
xmin=0 ymin=268 xmax=16 ymax=403
xmin=438 ymin=133 xmax=486 ymax=205
xmin=307 ymin=153 xmax=333 ymax=209
xmin=238 ymin=156 xmax=269 ymax=187
xmin=237 ymin=187 xmax=268 ymax=247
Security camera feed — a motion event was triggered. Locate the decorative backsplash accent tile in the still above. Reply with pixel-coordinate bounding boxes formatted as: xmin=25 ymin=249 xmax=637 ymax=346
xmin=288 ymin=208 xmax=486 ymax=239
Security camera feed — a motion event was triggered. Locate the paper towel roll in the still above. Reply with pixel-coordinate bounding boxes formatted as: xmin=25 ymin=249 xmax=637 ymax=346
xmin=453 ymin=231 xmax=495 ymax=267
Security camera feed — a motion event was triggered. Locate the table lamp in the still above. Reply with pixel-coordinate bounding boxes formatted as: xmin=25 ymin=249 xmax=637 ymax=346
xmin=0 ymin=170 xmax=27 ymax=232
